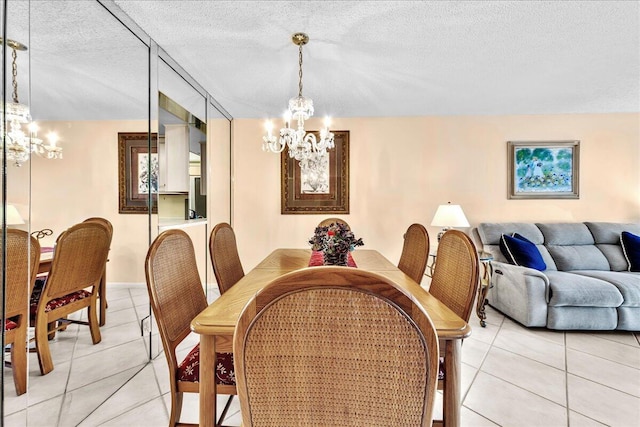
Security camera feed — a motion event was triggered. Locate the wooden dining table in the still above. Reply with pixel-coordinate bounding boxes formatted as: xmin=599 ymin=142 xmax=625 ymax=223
xmin=191 ymin=248 xmax=471 ymax=427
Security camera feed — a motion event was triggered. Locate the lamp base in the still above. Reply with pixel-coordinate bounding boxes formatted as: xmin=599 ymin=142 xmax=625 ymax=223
xmin=437 ymin=228 xmax=450 ymax=242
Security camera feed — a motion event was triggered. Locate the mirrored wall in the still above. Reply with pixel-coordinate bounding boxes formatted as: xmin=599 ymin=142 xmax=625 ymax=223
xmin=1 ymin=0 xmax=232 ymax=423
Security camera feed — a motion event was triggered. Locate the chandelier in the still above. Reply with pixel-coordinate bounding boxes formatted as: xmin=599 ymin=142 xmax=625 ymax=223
xmin=262 ymin=33 xmax=334 ymax=165
xmin=1 ymin=38 xmax=62 ymax=167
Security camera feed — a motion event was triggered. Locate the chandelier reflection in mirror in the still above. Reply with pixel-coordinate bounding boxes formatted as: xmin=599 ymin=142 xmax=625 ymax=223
xmin=1 ymin=39 xmax=62 ymax=167
xmin=262 ymin=33 xmax=334 ymax=180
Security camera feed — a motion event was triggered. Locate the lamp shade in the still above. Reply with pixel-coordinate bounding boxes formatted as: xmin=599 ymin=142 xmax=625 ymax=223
xmin=430 ymin=203 xmax=470 ymax=228
xmin=3 ymin=204 xmax=25 ymax=225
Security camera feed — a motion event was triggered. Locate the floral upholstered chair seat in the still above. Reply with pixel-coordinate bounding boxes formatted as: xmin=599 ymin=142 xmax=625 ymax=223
xmin=177 ymin=344 xmax=235 ymax=386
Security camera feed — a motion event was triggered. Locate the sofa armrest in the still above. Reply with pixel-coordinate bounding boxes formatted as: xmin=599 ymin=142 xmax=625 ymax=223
xmin=490 ymin=261 xmax=550 ymax=327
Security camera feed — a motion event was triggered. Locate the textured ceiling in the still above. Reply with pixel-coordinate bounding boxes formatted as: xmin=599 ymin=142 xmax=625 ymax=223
xmin=112 ymin=0 xmax=640 ymax=119
xmin=5 ymin=1 xmax=639 ymax=121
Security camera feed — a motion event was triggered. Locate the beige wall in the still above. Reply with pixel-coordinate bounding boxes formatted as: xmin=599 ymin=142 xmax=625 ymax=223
xmin=232 ymin=113 xmax=640 ymax=271
xmin=10 ymin=114 xmax=638 ymax=285
xmin=9 ymin=120 xmax=152 ymax=284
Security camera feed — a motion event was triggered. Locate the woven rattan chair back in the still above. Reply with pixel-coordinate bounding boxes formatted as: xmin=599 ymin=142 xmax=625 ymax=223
xmin=146 ymin=229 xmax=207 ymax=355
xmin=82 ymin=217 xmax=113 ymax=238
xmin=397 ymin=223 xmax=430 ymax=284
xmin=82 ymin=217 xmax=112 ymax=326
xmin=146 ymin=229 xmax=211 ymax=426
xmin=45 ymin=222 xmax=111 ymax=301
xmin=209 ymin=223 xmax=245 ymax=295
xmin=34 ymin=221 xmax=110 ymax=375
xmin=317 ymin=217 xmax=350 ymax=230
xmin=4 ymin=229 xmax=40 ymax=319
xmin=2 ymin=229 xmax=40 ymax=395
xmin=234 ymin=267 xmax=439 ymax=427
xmin=429 ymin=229 xmax=480 ymax=323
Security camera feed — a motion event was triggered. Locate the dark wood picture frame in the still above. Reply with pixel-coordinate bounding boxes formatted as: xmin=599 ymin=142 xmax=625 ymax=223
xmin=118 ymin=132 xmax=158 ymax=214
xmin=507 ymin=140 xmax=580 ymax=199
xmin=281 ymin=130 xmax=349 ymax=214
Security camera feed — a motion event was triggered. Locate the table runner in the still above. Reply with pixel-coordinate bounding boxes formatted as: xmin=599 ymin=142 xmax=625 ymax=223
xmin=309 ymin=250 xmax=357 ymax=267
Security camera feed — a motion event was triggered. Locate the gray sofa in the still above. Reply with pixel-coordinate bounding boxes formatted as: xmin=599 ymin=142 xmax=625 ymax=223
xmin=476 ymin=222 xmax=640 ymax=331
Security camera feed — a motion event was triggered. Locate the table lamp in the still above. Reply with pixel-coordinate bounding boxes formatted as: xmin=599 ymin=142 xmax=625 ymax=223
xmin=2 ymin=204 xmax=25 ymax=226
xmin=430 ymin=202 xmax=470 ymax=241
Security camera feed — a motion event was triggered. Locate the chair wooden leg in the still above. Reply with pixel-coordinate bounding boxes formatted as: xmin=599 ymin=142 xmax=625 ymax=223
xmin=35 ymin=313 xmax=55 ymax=375
xmin=47 ymin=320 xmax=57 ymax=340
xmin=170 ymin=390 xmax=184 ymax=426
xmin=11 ymin=326 xmax=28 ymax=395
xmin=99 ymin=269 xmax=107 ymax=326
xmin=88 ymin=298 xmax=102 ymax=345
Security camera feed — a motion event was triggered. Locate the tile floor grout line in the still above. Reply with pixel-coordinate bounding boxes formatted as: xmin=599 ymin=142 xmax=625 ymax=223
xmin=77 ymin=362 xmax=150 ymax=426
xmin=460 ymin=314 xmax=506 ymax=426
xmin=461 ymin=314 xmax=505 ymax=406
xmin=563 ymin=331 xmax=571 ymax=427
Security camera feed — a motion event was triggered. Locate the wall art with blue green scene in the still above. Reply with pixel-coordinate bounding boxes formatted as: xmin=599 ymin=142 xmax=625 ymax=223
xmin=509 ymin=141 xmax=579 ymax=199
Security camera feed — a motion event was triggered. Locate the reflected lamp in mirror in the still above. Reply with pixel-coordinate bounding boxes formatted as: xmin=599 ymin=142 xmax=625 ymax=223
xmin=430 ymin=202 xmax=470 ymax=241
xmin=2 ymin=204 xmax=25 ymax=226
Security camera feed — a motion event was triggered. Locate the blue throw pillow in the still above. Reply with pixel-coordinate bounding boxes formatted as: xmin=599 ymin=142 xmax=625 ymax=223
xmin=499 ymin=233 xmax=547 ymax=271
xmin=621 ymin=231 xmax=640 ymax=272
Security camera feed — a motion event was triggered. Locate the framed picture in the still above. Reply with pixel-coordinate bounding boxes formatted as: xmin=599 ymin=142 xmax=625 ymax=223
xmin=281 ymin=130 xmax=349 ymax=214
xmin=118 ymin=132 xmax=159 ymax=214
xmin=508 ymin=140 xmax=580 ymax=199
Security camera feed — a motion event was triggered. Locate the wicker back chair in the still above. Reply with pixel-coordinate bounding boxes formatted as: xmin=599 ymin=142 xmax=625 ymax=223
xmin=397 ymin=223 xmax=430 ymax=284
xmin=32 ymin=221 xmax=111 ymax=375
xmin=83 ymin=217 xmax=113 ymax=326
xmin=146 ymin=229 xmax=235 ymax=427
xmin=317 ymin=217 xmax=350 ymax=230
xmin=209 ymin=223 xmax=245 ymax=295
xmin=428 ymin=229 xmax=479 ymax=426
xmin=234 ymin=267 xmax=440 ymax=427
xmin=2 ymin=229 xmax=40 ymax=395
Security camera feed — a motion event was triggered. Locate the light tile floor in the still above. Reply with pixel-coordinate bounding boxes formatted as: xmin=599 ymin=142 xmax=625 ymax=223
xmin=3 ymin=284 xmax=640 ymax=426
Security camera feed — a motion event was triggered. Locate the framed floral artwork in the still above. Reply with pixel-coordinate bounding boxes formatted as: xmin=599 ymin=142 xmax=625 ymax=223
xmin=281 ymin=130 xmax=349 ymax=214
xmin=508 ymin=140 xmax=580 ymax=199
xmin=118 ymin=132 xmax=158 ymax=213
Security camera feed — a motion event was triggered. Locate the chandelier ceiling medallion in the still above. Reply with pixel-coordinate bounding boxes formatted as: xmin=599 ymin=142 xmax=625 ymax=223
xmin=262 ymin=33 xmax=334 ymax=169
xmin=1 ymin=38 xmax=62 ymax=167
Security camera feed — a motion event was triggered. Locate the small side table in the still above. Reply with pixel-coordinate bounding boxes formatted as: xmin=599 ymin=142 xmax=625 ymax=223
xmin=476 ymin=253 xmax=494 ymax=327
xmin=426 ymin=251 xmax=494 ymax=327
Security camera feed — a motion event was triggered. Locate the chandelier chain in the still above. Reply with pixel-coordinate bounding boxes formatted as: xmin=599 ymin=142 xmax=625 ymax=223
xmin=11 ymin=48 xmax=19 ymax=104
xmin=298 ymin=43 xmax=303 ymax=97
xmin=261 ymin=32 xmax=334 ymax=184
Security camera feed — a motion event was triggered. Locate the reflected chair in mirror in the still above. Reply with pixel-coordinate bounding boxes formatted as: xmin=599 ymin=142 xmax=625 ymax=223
xmin=427 ymin=229 xmax=480 ymax=426
xmin=83 ymin=217 xmax=113 ymax=326
xmin=317 ymin=217 xmax=350 ymax=230
xmin=31 ymin=221 xmax=111 ymax=375
xmin=234 ymin=267 xmax=440 ymax=427
xmin=209 ymin=222 xmax=245 ymax=295
xmin=397 ymin=223 xmax=430 ymax=285
xmin=2 ymin=229 xmax=40 ymax=395
xmin=146 ymin=229 xmax=235 ymax=427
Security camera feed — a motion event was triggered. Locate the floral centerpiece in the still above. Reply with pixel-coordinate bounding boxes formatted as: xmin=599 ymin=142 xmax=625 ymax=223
xmin=309 ymin=222 xmax=364 ymax=266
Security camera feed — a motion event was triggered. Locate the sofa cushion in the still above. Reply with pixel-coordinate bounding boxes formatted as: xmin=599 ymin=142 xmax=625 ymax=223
xmin=585 ymin=222 xmax=640 ymax=271
xmin=500 ymin=234 xmax=547 ymax=271
xmin=572 ymin=271 xmax=640 ymax=307
xmin=546 ymin=246 xmax=611 ymax=271
xmin=537 ymin=223 xmax=609 ymax=271
xmin=545 ymin=271 xmax=623 ymax=307
xmin=536 ymin=223 xmax=595 ymax=245
xmin=477 ymin=223 xmax=557 ymax=269
xmin=621 ymin=231 xmax=640 ymax=272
